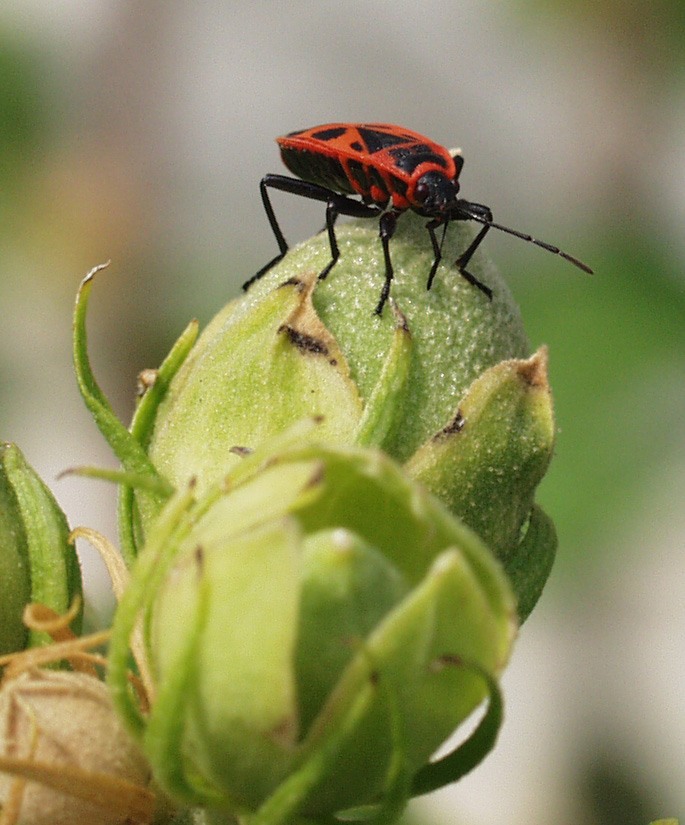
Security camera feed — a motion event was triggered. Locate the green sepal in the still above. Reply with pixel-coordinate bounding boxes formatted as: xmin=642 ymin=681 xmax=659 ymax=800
xmin=108 ymin=482 xmax=198 ymax=737
xmin=353 ymin=302 xmax=412 ymax=450
xmin=146 ymin=272 xmax=364 ymax=498
xmin=404 ymin=348 xmax=555 ymax=617
xmin=411 ymin=661 xmax=503 ymax=796
xmin=73 ymin=264 xmax=170 ymax=528
xmin=143 ymin=530 xmax=226 ymax=809
xmin=118 ymin=317 xmax=199 ymax=563
xmin=150 ymin=517 xmax=303 ymax=807
xmin=130 ymin=318 xmax=200 ymax=452
xmin=503 ymin=505 xmax=557 ymax=622
xmin=246 ymin=677 xmax=382 ymax=825
xmin=62 ymin=465 xmax=172 ymax=495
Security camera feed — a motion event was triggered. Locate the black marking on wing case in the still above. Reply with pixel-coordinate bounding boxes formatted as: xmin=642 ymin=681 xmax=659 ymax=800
xmin=346 ymin=159 xmax=369 ymax=190
xmin=311 ymin=126 xmax=348 ymax=142
xmin=279 ymin=146 xmax=356 ymax=194
xmin=357 ymin=126 xmax=414 ymax=154
xmin=344 ymin=159 xmax=394 ymax=202
xmin=389 ymin=144 xmax=448 ymax=174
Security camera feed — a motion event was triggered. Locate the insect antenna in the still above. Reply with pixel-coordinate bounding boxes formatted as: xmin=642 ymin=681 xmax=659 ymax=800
xmin=464 ymin=209 xmax=593 ymax=274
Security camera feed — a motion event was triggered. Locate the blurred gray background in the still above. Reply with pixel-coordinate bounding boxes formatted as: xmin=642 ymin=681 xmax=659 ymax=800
xmin=1 ymin=3 xmax=683 ymax=823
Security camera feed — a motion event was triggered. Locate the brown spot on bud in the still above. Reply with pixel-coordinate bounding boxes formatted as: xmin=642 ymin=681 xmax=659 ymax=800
xmin=433 ymin=410 xmax=466 ymax=440
xmin=304 ymin=462 xmax=326 ymax=490
xmin=391 ymin=300 xmax=412 ymax=337
xmin=517 ymin=346 xmax=549 ymax=389
xmin=229 ymin=445 xmax=253 ymax=458
xmin=268 ymin=714 xmax=298 ymax=747
xmin=136 ymin=368 xmax=158 ymax=397
xmin=278 ymin=324 xmax=330 ymax=356
xmin=428 ymin=653 xmax=464 ymax=673
xmin=278 ymin=277 xmax=306 ymax=292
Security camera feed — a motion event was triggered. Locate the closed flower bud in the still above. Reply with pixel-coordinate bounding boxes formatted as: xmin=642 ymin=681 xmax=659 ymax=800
xmin=146 ymin=215 xmax=530 ymax=489
xmin=0 ymin=443 xmax=82 ymax=653
xmin=131 ymin=215 xmax=555 ymax=616
xmin=109 ymin=438 xmax=516 ymax=820
xmin=73 ymin=213 xmax=563 ymax=821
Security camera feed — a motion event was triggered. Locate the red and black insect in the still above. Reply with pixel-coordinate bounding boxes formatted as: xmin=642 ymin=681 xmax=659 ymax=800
xmin=244 ymin=123 xmax=592 ymax=315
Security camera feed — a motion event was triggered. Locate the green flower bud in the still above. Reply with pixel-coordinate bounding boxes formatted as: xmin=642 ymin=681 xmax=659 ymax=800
xmin=0 ymin=443 xmax=82 ymax=653
xmin=145 ymin=215 xmax=529 ymax=491
xmin=109 ymin=438 xmax=516 ymax=821
xmin=127 ymin=214 xmax=555 ymax=616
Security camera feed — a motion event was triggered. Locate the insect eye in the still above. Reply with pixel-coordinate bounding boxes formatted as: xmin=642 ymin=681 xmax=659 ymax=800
xmin=414 ymin=182 xmax=429 ymax=203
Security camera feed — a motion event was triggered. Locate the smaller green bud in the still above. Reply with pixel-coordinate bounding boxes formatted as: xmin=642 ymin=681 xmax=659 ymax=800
xmin=0 ymin=443 xmax=82 ymax=652
xmin=295 ymin=529 xmax=409 ymax=733
xmin=0 ymin=448 xmax=31 ymax=654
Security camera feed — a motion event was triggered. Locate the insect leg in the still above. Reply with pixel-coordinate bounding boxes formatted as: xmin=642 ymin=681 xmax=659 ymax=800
xmin=317 ymin=199 xmax=341 ymax=281
xmin=316 ymin=192 xmax=382 ymax=283
xmin=425 ymin=219 xmax=449 ymax=291
xmin=245 ymin=175 xmax=381 ymax=291
xmin=244 ymin=175 xmax=367 ymax=290
xmin=375 ymin=211 xmax=399 ymax=315
xmin=243 ymin=175 xmax=294 ymax=290
xmin=453 ymin=216 xmax=494 ymax=300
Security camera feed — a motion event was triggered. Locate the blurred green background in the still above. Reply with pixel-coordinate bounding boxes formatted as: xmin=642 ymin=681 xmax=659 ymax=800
xmin=0 ymin=3 xmax=683 ymax=823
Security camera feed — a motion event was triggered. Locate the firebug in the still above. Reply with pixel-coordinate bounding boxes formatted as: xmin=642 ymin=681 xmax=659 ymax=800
xmin=244 ymin=122 xmax=592 ymax=315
